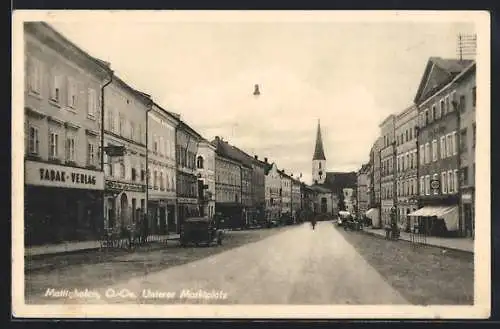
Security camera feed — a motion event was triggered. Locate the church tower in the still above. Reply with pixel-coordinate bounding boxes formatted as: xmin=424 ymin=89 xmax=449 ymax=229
xmin=312 ymin=119 xmax=327 ymax=185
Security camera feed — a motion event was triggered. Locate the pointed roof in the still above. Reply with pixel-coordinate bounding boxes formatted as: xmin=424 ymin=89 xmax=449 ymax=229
xmin=414 ymin=57 xmax=474 ymax=104
xmin=313 ymin=119 xmax=326 ymax=160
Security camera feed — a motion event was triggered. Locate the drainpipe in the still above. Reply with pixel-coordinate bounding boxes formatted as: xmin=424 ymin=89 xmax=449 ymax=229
xmin=100 ymin=70 xmax=113 ymax=229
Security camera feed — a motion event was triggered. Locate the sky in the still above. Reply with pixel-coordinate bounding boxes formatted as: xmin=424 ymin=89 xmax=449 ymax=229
xmin=46 ymin=13 xmax=475 ymax=185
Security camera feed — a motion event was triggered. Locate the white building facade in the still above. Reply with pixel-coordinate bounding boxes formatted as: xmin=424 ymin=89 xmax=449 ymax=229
xmin=197 ymin=139 xmax=216 ymax=220
xmin=147 ymin=103 xmax=178 ymax=234
xmin=103 ymin=76 xmax=151 ymax=231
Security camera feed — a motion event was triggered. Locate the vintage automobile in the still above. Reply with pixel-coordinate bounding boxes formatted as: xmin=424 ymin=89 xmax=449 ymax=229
xmin=179 ymin=216 xmax=223 ymax=247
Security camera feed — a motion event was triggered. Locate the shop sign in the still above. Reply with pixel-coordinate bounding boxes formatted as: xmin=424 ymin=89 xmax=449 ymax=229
xmin=177 ymin=197 xmax=198 ymax=204
xmin=25 ymin=160 xmax=104 ymax=190
xmin=105 ymin=180 xmax=145 ymax=193
xmin=462 ymin=193 xmax=472 ymax=201
xmin=430 ymin=179 xmax=440 ymax=193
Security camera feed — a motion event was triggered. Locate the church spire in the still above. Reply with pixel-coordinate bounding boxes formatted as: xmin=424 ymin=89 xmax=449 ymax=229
xmin=313 ymin=119 xmax=326 ymax=160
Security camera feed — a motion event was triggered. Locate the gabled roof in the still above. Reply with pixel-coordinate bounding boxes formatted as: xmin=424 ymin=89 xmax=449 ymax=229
xmin=211 ymin=137 xmax=251 ymax=168
xmin=414 ymin=57 xmax=474 ymax=104
xmin=313 ymin=120 xmax=326 ymax=160
xmin=322 ymin=171 xmax=357 ymax=194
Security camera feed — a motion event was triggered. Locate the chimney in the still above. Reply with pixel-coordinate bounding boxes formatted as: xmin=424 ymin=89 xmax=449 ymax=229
xmin=254 ymin=155 xmax=258 ymax=160
xmin=264 ymin=157 xmax=268 ymax=163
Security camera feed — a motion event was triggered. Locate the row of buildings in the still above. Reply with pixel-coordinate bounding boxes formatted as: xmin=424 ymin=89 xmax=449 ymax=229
xmin=23 ymin=22 xmax=315 ymax=246
xmin=356 ymin=56 xmax=476 ymax=238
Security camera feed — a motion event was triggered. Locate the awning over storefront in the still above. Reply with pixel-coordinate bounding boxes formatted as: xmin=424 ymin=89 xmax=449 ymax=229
xmin=408 ymin=206 xmax=459 ymax=231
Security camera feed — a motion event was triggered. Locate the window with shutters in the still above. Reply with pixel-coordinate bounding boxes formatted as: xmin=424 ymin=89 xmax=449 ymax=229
xmin=154 ymin=170 xmax=158 ymax=189
xmin=28 ymin=57 xmax=42 ymax=94
xmin=28 ymin=125 xmax=39 ymax=155
xmin=160 ymin=171 xmax=164 ymax=190
xmin=432 ymin=104 xmax=437 ymax=121
xmin=49 ymin=132 xmax=59 ymax=159
xmin=420 ymin=176 xmax=425 ymax=195
xmin=420 ymin=145 xmax=425 ymax=165
xmin=66 ymin=136 xmax=76 ymax=162
xmin=87 ymin=88 xmax=97 ymax=118
xmin=444 ymin=95 xmax=450 ymax=114
xmin=424 ymin=109 xmax=429 ymax=125
xmin=439 ymin=99 xmax=445 ymax=119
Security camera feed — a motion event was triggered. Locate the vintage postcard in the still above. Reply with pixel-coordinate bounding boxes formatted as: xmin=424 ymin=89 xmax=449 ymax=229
xmin=12 ymin=10 xmax=490 ymax=319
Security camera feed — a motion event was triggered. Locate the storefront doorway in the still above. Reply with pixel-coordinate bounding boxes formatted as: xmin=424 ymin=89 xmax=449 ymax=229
xmin=120 ymin=193 xmax=128 ymax=228
xmin=463 ymin=204 xmax=473 ymax=238
xmin=167 ymin=205 xmax=176 ymax=233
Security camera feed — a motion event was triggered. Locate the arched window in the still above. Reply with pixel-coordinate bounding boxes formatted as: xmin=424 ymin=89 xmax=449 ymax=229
xmin=197 ymin=156 xmax=204 ymax=169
